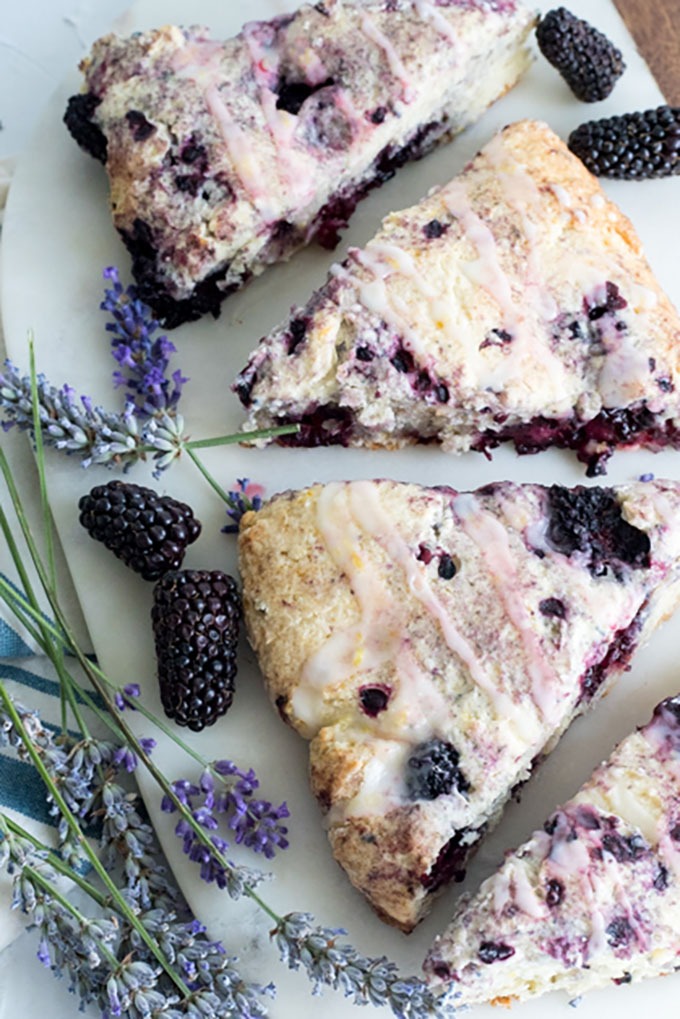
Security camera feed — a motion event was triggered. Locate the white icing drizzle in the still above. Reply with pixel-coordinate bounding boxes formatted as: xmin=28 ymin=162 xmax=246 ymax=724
xmin=242 ymin=26 xmax=314 ymax=207
xmin=347 ymin=482 xmax=535 ymax=739
xmin=363 ymin=241 xmax=437 ymax=299
xmin=326 ymin=740 xmax=410 ymax=824
xmin=171 ymin=39 xmax=277 ymax=221
xmin=412 ymin=0 xmax=461 ymax=49
xmin=550 ymin=183 xmax=572 ymax=207
xmin=452 ymin=493 xmax=560 ymax=724
xmin=360 ymin=13 xmax=415 ymax=102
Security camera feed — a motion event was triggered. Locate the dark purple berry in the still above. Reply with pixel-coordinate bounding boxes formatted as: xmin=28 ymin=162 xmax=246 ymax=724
xmin=546 ymin=878 xmax=565 ymax=906
xmin=390 ymin=347 xmax=415 ymax=373
xmin=606 ymin=916 xmax=636 ymax=949
xmin=405 ymin=738 xmax=470 ymax=801
xmin=569 ymin=106 xmax=680 ymax=180
xmin=152 ymin=569 xmax=241 ymax=731
xmin=275 ymin=77 xmax=335 ymax=116
xmin=417 ymin=544 xmax=434 ymax=564
xmin=356 ymin=346 xmax=374 ymax=362
xmin=359 ymin=684 xmax=391 ymax=717
xmin=546 ymin=485 xmax=650 ymax=577
xmin=423 ymin=219 xmax=449 ymax=239
xmin=368 ymin=106 xmax=388 ymax=124
xmin=287 ymin=317 xmax=308 ymax=355
xmin=654 ymin=864 xmax=669 ymax=891
xmin=539 ymin=597 xmax=566 ymax=619
xmin=585 ymin=281 xmax=627 ymax=320
xmin=437 ymin=554 xmax=457 ymax=580
xmin=63 ymin=92 xmax=107 ymax=163
xmin=435 ymin=383 xmax=450 ymax=403
xmin=126 ymin=110 xmax=155 ymax=141
xmin=613 ymin=972 xmax=632 ymax=985
xmin=601 ymin=831 xmax=648 ymax=863
xmin=670 ymin=823 xmax=680 ymax=841
xmin=78 ymin=481 xmax=201 ymax=582
xmin=478 ymin=941 xmax=515 ymax=964
xmin=536 ymin=8 xmax=625 ymax=102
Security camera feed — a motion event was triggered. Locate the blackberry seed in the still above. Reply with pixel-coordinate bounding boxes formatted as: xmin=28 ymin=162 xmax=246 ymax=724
xmin=536 ymin=7 xmax=625 ymax=102
xmin=152 ymin=569 xmax=241 ymax=731
xmin=78 ymin=480 xmax=201 ymax=581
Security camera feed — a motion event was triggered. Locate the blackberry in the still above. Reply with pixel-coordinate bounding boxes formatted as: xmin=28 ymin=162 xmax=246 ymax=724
xmin=536 ymin=8 xmax=625 ymax=102
xmin=405 ymin=738 xmax=470 ymax=801
xmin=79 ymin=481 xmax=201 ymax=582
xmin=568 ymin=106 xmax=680 ymax=179
xmin=151 ymin=569 xmax=241 ymax=731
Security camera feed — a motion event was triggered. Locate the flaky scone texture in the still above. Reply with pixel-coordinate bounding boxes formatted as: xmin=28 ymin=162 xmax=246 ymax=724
xmin=235 ymin=120 xmax=680 ymax=474
xmin=425 ymin=695 xmax=680 ymax=1005
xmin=239 ymin=479 xmax=680 ymax=930
xmin=66 ymin=1 xmax=534 ymax=325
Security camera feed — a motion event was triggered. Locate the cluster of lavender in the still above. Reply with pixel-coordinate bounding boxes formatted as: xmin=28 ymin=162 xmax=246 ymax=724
xmin=162 ymin=761 xmax=289 ymax=880
xmin=102 ymin=266 xmax=187 ymax=418
xmin=273 ymin=913 xmax=455 ymax=1017
xmin=0 ymin=692 xmax=274 ymax=1018
xmin=222 ymin=479 xmax=265 ymax=533
xmin=0 ymin=359 xmax=186 ymax=475
xmin=0 ymin=267 xmax=186 ymax=475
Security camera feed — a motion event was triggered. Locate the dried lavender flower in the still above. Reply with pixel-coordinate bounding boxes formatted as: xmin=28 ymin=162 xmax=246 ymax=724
xmin=0 ymin=360 xmax=186 ymax=476
xmin=222 ymin=479 xmax=265 ymax=534
xmin=102 ymin=267 xmax=188 ymax=417
xmin=273 ymin=913 xmax=457 ymax=1017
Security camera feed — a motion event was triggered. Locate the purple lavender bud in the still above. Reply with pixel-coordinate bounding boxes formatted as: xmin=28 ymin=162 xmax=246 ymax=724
xmin=113 ymin=746 xmax=138 ymax=773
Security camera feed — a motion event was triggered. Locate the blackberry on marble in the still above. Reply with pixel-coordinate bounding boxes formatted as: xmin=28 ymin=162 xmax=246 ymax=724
xmin=569 ymin=106 xmax=680 ymax=180
xmin=152 ymin=569 xmax=241 ymax=731
xmin=536 ymin=8 xmax=625 ymax=102
xmin=405 ymin=738 xmax=470 ymax=801
xmin=78 ymin=480 xmax=201 ymax=581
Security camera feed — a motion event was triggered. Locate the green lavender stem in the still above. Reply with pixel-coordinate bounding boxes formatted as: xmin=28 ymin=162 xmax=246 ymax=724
xmin=0 ymin=686 xmax=194 ymax=999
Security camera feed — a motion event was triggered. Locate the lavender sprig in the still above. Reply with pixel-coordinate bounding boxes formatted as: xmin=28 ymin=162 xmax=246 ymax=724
xmin=102 ymin=267 xmax=187 ymax=417
xmin=162 ymin=763 xmax=289 ymax=868
xmin=222 ymin=479 xmax=265 ymax=534
xmin=273 ymin=913 xmax=456 ymax=1018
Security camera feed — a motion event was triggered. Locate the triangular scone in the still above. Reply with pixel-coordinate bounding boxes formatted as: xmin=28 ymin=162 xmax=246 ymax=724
xmin=238 ymin=479 xmax=680 ymax=931
xmin=425 ymin=694 xmax=680 ymax=1005
xmin=235 ymin=119 xmax=680 ymax=475
xmin=64 ymin=3 xmax=535 ymax=327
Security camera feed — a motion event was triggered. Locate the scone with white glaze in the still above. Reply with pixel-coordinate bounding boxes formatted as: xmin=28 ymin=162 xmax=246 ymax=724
xmin=64 ymin=0 xmax=535 ymax=327
xmin=238 ymin=478 xmax=680 ymax=930
xmin=235 ymin=119 xmax=680 ymax=476
xmin=425 ymin=694 xmax=680 ymax=1005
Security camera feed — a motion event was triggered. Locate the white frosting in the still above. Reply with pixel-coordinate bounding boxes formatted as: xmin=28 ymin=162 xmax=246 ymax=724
xmin=413 ymin=0 xmax=462 ymax=48
xmin=360 ymin=13 xmax=415 ymax=102
xmin=452 ymin=493 xmax=560 ymax=724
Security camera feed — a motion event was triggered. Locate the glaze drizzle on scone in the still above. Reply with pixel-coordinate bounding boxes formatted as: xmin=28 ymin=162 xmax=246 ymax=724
xmin=235 ymin=120 xmax=680 ymax=474
xmin=64 ymin=1 xmax=535 ymax=326
xmin=238 ymin=478 xmax=680 ymax=929
xmin=424 ymin=695 xmax=680 ymax=1004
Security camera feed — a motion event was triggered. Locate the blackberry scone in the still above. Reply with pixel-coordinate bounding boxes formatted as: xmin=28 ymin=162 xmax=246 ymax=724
xmin=425 ymin=694 xmax=680 ymax=1004
xmin=64 ymin=1 xmax=535 ymax=327
xmin=238 ymin=478 xmax=680 ymax=930
xmin=235 ymin=119 xmax=680 ymax=476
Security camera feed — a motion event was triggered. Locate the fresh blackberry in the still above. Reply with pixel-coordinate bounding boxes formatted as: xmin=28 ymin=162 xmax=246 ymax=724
xmin=151 ymin=569 xmax=241 ymax=731
xmin=536 ymin=8 xmax=625 ymax=102
xmin=79 ymin=480 xmax=201 ymax=581
xmin=405 ymin=738 xmax=470 ymax=801
xmin=568 ymin=106 xmax=680 ymax=179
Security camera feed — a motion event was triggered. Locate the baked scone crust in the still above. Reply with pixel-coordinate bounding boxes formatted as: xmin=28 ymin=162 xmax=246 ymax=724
xmin=425 ymin=695 xmax=680 ymax=1004
xmin=65 ymin=1 xmax=535 ymax=326
xmin=235 ymin=119 xmax=680 ymax=475
xmin=239 ymin=478 xmax=680 ymax=930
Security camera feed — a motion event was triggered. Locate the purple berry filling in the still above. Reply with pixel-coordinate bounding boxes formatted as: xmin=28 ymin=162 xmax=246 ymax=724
xmin=578 ymin=607 xmax=645 ymax=703
xmin=546 ymin=877 xmax=565 ymax=907
xmin=478 ymin=941 xmax=515 ymax=964
xmin=539 ymin=597 xmax=566 ymax=618
xmin=274 ymin=405 xmax=355 ymax=447
xmin=359 ymin=684 xmax=391 ymax=717
xmin=406 ymin=738 xmax=470 ymax=801
xmin=275 ymin=77 xmax=335 ymax=116
xmin=606 ymin=916 xmax=636 ymax=949
xmin=423 ymin=218 xmax=449 ymax=239
xmin=601 ymin=830 xmax=648 ymax=863
xmin=417 ymin=544 xmax=434 ymax=564
xmin=613 ymin=972 xmax=633 ymax=985
xmin=585 ymin=281 xmax=627 ymax=321
xmin=286 ymin=317 xmax=309 ymax=355
xmin=545 ymin=485 xmax=651 ymax=577
xmin=654 ymin=864 xmax=669 ymax=891
xmin=437 ymin=554 xmax=457 ymax=579
xmin=421 ymin=825 xmax=483 ymax=891
xmin=126 ymin=109 xmax=155 ymax=141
